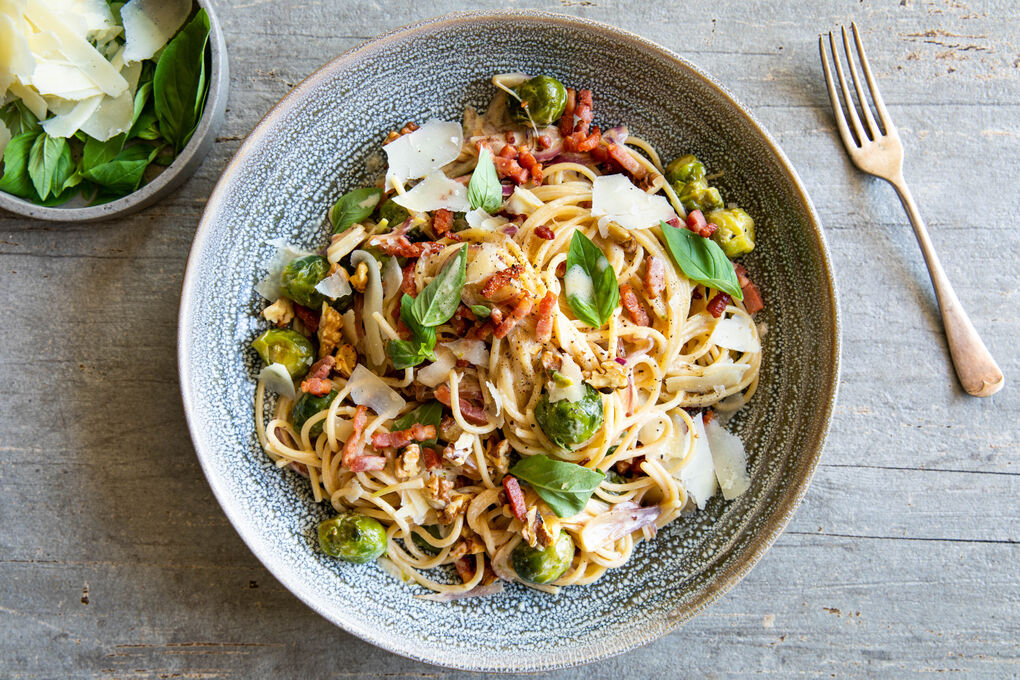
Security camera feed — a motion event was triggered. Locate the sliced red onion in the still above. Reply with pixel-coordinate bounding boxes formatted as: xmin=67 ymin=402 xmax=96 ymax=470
xmin=501 ymin=183 xmax=514 ymax=196
xmin=614 ymin=357 xmax=627 ymax=365
xmin=603 ymin=125 xmax=629 ymax=145
xmin=548 ymin=152 xmax=596 ymax=166
xmin=579 ymin=502 xmax=661 ymax=552
xmin=532 ymin=139 xmax=564 ymax=162
xmin=416 ymin=581 xmax=505 ymax=602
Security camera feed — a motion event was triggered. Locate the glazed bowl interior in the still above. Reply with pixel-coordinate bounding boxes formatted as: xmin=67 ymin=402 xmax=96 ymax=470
xmin=179 ymin=10 xmax=838 ymax=672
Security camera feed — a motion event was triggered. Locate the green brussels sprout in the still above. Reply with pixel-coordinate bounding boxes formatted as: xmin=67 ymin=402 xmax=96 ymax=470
xmin=508 ymin=75 xmax=568 ymax=127
xmin=664 ymin=154 xmax=706 ymax=185
xmin=317 ymin=513 xmax=387 ymax=563
xmin=534 ymin=384 xmax=604 ymax=450
xmin=376 ymin=198 xmax=409 ymax=228
xmin=292 ymin=388 xmax=339 ymax=439
xmin=675 ymin=178 xmax=724 ymax=213
xmin=280 ymin=255 xmax=330 ymax=309
xmin=251 ymin=328 xmax=316 ymax=378
xmin=707 ymin=207 xmax=756 ymax=257
xmin=512 ymin=531 xmax=575 ymax=584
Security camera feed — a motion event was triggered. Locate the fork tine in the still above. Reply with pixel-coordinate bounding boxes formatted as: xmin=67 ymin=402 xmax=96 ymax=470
xmin=841 ymin=25 xmax=878 ymax=140
xmin=851 ymin=22 xmax=896 ymax=135
xmin=819 ymin=35 xmax=859 ymax=151
xmin=827 ymin=31 xmax=866 ymax=146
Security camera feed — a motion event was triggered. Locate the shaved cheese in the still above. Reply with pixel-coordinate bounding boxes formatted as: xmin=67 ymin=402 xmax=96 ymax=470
xmin=381 ymin=255 xmax=403 ymax=301
xmin=392 ymin=171 xmax=470 ymax=213
xmin=8 ymin=79 xmax=48 ymax=119
xmin=314 ymin=269 xmax=352 ymax=301
xmin=384 ymin=119 xmax=463 ymax=183
xmin=665 ymin=363 xmax=749 ymax=394
xmin=678 ymin=415 xmax=717 ymax=509
xmin=350 ymin=251 xmax=385 ymax=368
xmin=24 ymin=0 xmax=128 ymax=97
xmin=578 ymin=502 xmax=661 ymax=552
xmin=30 ymin=60 xmax=103 ymax=99
xmin=46 ymin=0 xmax=114 ymax=38
xmin=258 ymin=363 xmax=296 ymax=401
xmin=416 ymin=347 xmax=456 ymax=388
xmin=78 ymin=85 xmax=133 ymax=140
xmin=705 ymin=419 xmax=751 ymax=500
xmin=591 ymin=174 xmax=677 ymax=230
xmin=547 ymin=353 xmax=584 ymax=403
xmin=466 ymin=242 xmax=513 ymax=285
xmin=40 ymin=94 xmax=101 ymax=137
xmin=120 ymin=0 xmax=191 ymax=63
xmin=255 ymin=239 xmax=316 ymax=301
xmin=0 ymin=12 xmax=34 ymax=98
xmin=403 ymin=488 xmax=430 ymax=525
xmin=442 ymin=339 xmax=488 ymax=367
xmin=347 ymin=364 xmax=405 ymax=418
xmin=465 ymin=207 xmax=508 ymax=231
xmin=709 ymin=315 xmax=761 ymax=354
xmin=484 ymin=380 xmax=502 ymax=417
xmin=506 ymin=185 xmax=543 ymax=215
xmin=446 ymin=432 xmax=473 ymax=465
xmin=326 ymin=224 xmax=366 ymax=265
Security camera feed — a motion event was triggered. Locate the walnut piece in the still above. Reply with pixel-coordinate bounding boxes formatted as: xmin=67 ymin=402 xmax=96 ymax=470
xmin=350 ymin=261 xmax=369 ymax=293
xmin=395 ymin=443 xmax=420 ymax=480
xmin=439 ymin=493 xmax=470 ymax=525
xmin=317 ymin=303 xmax=344 ymax=359
xmin=586 ymin=359 xmax=628 ymax=390
xmin=425 ymin=474 xmax=453 ymax=508
xmin=334 ymin=343 xmax=357 ymax=378
xmin=262 ymin=297 xmax=294 ymax=327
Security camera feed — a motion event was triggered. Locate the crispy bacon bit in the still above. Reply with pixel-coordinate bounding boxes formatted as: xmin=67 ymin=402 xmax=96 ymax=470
xmin=371 ymin=423 xmax=437 ymax=450
xmin=493 ymin=156 xmax=529 ymax=185
xmin=666 ymin=216 xmax=682 ymax=229
xmin=498 ymin=144 xmax=518 ymax=159
xmin=371 ymin=235 xmax=442 ymax=258
xmin=466 ymin=319 xmax=495 ymax=340
xmin=590 ymin=143 xmax=609 ymax=163
xmin=293 ymin=304 xmax=319 ymax=333
xmin=619 ymin=283 xmax=650 ymax=326
xmin=534 ymin=225 xmax=555 ymax=240
xmin=535 ymin=291 xmax=556 ymax=343
xmin=433 ymin=208 xmax=453 ymax=236
xmin=574 ymin=89 xmax=593 ymax=136
xmin=606 ymin=143 xmax=646 ymax=179
xmin=307 ymin=355 xmax=334 ymax=381
xmin=502 ymin=476 xmax=527 ymax=522
xmin=516 ymin=147 xmax=543 ymax=184
xmin=434 ymin=384 xmax=489 ymax=425
xmin=538 ymin=135 xmax=553 ymax=150
xmin=555 ymin=261 xmax=566 ymax=277
xmin=299 ymin=356 xmax=335 ymax=395
xmin=341 ymin=405 xmax=385 ymax=471
xmin=733 ymin=263 xmax=764 ymax=314
xmin=401 ymin=262 xmax=417 ymax=296
xmin=644 ymin=256 xmax=666 ymax=297
xmin=573 ymin=125 xmax=602 ymax=152
xmin=559 ymin=87 xmax=577 ymax=136
xmin=706 ymin=292 xmax=731 ymax=318
xmin=702 ymin=409 xmax=716 ymax=425
xmin=422 ymin=447 xmax=442 ymax=469
xmin=481 ymin=264 xmax=524 ymax=299
xmin=494 ymin=296 xmax=534 ymax=339
xmin=685 ymin=209 xmax=717 ymax=238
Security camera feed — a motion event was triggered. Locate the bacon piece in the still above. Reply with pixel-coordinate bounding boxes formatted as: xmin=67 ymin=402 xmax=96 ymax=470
xmin=401 ymin=262 xmax=417 ymax=296
xmin=534 ymin=225 xmax=555 ymax=240
xmin=433 ymin=208 xmax=453 ymax=236
xmin=502 ymin=476 xmax=527 ymax=522
xmin=685 ymin=209 xmax=717 ymax=238
xmin=494 ymin=296 xmax=534 ymax=339
xmin=498 ymin=144 xmax=518 ymax=159
xmin=590 ymin=143 xmax=609 ymax=163
xmin=666 ymin=216 xmax=682 ymax=229
xmin=341 ymin=405 xmax=385 ymax=471
xmin=493 ymin=156 xmax=529 ymax=185
xmin=574 ymin=89 xmax=594 ymax=137
xmin=455 ymin=557 xmax=475 ymax=583
xmin=702 ymin=409 xmax=716 ymax=425
xmin=606 ymin=143 xmax=646 ymax=179
xmin=293 ymin=304 xmax=319 ymax=333
xmin=348 ymin=455 xmax=386 ymax=472
xmin=299 ymin=377 xmax=332 ymax=396
xmin=644 ymin=256 xmax=666 ymax=298
xmin=538 ymin=135 xmax=553 ymax=150
xmin=559 ymin=87 xmax=577 ymax=137
xmin=434 ymin=384 xmax=489 ymax=425
xmin=299 ymin=356 xmax=335 ymax=395
xmin=516 ymin=147 xmax=543 ymax=184
xmin=706 ymin=292 xmax=731 ymax=318
xmin=422 ymin=447 xmax=442 ymax=469
xmin=534 ymin=291 xmax=556 ymax=343
xmin=371 ymin=423 xmax=437 ymax=449
xmin=571 ymin=125 xmax=601 ymax=152
xmin=733 ymin=263 xmax=764 ymax=314
xmin=619 ymin=284 xmax=650 ymax=326
xmin=481 ymin=264 xmax=524 ymax=299
xmin=466 ymin=319 xmax=495 ymax=340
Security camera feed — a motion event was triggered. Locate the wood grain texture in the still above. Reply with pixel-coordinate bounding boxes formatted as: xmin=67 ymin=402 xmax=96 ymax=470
xmin=1 ymin=0 xmax=1017 ymax=677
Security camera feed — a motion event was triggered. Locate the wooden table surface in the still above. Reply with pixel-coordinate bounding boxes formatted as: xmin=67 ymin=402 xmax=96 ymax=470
xmin=2 ymin=1 xmax=1017 ymax=677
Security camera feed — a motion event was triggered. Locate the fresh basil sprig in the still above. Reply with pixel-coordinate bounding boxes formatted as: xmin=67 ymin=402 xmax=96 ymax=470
xmin=387 ymin=295 xmax=438 ymax=369
xmin=508 ymin=454 xmax=606 ymax=518
xmin=392 ymin=401 xmax=443 ymax=447
xmin=154 ymin=9 xmax=211 ymax=153
xmin=0 ymin=132 xmax=40 ymax=199
xmin=330 ymin=187 xmax=383 ymax=233
xmin=658 ymin=221 xmax=743 ymax=300
xmin=467 ymin=148 xmax=502 ymax=214
xmin=28 ymin=134 xmax=73 ymax=201
xmin=563 ymin=231 xmax=619 ymax=328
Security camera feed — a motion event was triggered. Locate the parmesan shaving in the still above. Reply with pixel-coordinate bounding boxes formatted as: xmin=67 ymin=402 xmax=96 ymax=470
xmin=120 ymin=0 xmax=192 ymax=63
xmin=591 ymin=174 xmax=677 ymax=229
xmin=258 ymin=363 xmax=296 ymax=401
xmin=347 ymin=364 xmax=405 ymax=418
xmin=384 ymin=119 xmax=463 ymax=183
xmin=705 ymin=420 xmax=751 ymax=500
xmin=392 ymin=171 xmax=470 ymax=213
xmin=709 ymin=315 xmax=761 ymax=354
xmin=678 ymin=416 xmax=717 ymax=509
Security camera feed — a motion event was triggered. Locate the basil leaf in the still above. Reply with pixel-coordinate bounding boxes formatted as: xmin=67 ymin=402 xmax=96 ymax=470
xmin=83 ymin=143 xmax=162 ymax=193
xmin=508 ymin=454 xmax=606 ymax=518
xmin=27 ymin=134 xmax=69 ymax=201
xmin=564 ymin=231 xmax=619 ymax=328
xmin=411 ymin=246 xmax=467 ymax=327
xmin=0 ymin=101 xmax=40 ymax=136
xmin=127 ymin=81 xmax=153 ymax=138
xmin=469 ymin=304 xmax=491 ymax=319
xmin=659 ymin=221 xmax=743 ymax=300
xmin=387 ymin=295 xmax=437 ymax=369
xmin=468 ymin=148 xmax=502 ymax=213
xmin=82 ymin=134 xmax=126 ymax=171
xmin=0 ymin=131 xmax=40 ymax=199
xmin=153 ymin=9 xmax=210 ymax=152
xmin=392 ymin=400 xmax=443 ymax=447
xmin=386 ymin=339 xmax=430 ymax=369
xmin=330 ymin=187 xmax=383 ymax=233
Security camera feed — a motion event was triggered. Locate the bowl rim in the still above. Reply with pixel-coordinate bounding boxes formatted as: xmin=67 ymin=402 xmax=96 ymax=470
xmin=178 ymin=8 xmax=841 ymax=672
xmin=0 ymin=0 xmax=229 ymax=223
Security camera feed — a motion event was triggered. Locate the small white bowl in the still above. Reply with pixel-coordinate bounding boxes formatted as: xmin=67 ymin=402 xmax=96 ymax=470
xmin=0 ymin=0 xmax=228 ymax=223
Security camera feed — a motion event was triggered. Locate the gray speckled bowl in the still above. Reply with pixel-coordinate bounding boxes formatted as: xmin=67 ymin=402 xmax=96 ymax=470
xmin=0 ymin=0 xmax=228 ymax=223
xmin=178 ymin=10 xmax=839 ymax=672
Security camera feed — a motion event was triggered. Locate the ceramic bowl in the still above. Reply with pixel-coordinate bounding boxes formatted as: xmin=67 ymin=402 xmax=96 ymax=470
xmin=0 ymin=0 xmax=228 ymax=223
xmin=178 ymin=10 xmax=839 ymax=672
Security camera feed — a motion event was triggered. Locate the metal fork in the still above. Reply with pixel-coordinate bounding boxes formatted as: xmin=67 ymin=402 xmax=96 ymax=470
xmin=819 ymin=23 xmax=1004 ymax=397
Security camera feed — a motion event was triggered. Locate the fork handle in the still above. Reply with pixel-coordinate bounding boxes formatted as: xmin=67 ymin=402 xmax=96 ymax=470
xmin=889 ymin=175 xmax=1004 ymax=397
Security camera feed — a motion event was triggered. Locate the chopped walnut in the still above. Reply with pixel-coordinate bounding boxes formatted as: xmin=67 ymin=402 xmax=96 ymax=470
xmin=334 ymin=343 xmax=357 ymax=378
xmin=439 ymin=415 xmax=463 ymax=444
xmin=586 ymin=360 xmax=628 ymax=390
xmin=488 ymin=439 xmax=510 ymax=475
xmin=317 ymin=303 xmax=344 ymax=359
xmin=395 ymin=443 xmax=421 ymax=480
xmin=448 ymin=533 xmax=485 ymax=560
xmin=425 ymin=474 xmax=454 ymax=508
xmin=439 ymin=493 xmax=470 ymax=525
xmin=443 ymin=432 xmax=474 ymax=467
xmin=350 ymin=261 xmax=369 ymax=293
xmin=262 ymin=297 xmax=294 ymax=327
xmin=521 ymin=506 xmax=555 ymax=548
